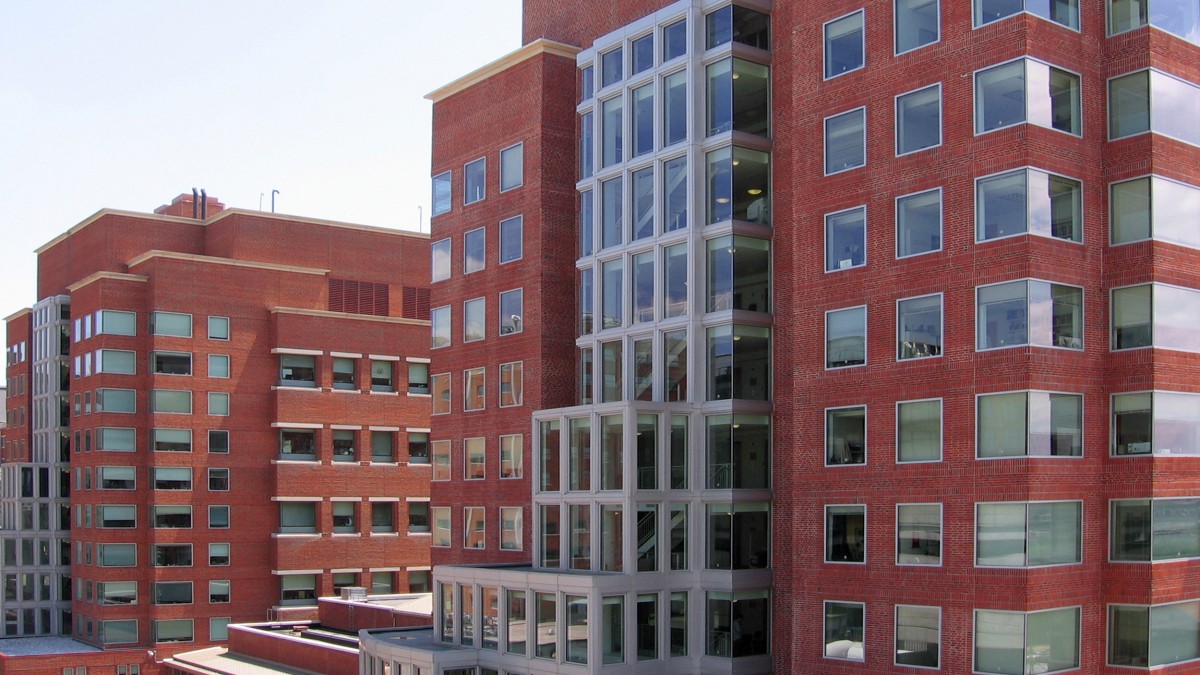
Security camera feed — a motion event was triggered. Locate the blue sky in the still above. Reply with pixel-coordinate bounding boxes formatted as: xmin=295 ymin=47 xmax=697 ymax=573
xmin=0 ymin=1 xmax=522 ymax=379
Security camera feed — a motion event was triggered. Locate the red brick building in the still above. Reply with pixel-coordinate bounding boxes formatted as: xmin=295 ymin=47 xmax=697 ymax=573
xmin=362 ymin=0 xmax=1200 ymax=673
xmin=1 ymin=192 xmax=433 ymax=665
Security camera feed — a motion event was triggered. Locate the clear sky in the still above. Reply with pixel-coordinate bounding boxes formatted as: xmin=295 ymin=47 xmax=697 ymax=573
xmin=0 ymin=0 xmax=523 ymax=381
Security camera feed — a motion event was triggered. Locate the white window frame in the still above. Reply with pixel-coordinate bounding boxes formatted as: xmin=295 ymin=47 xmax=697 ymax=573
xmin=894 ymin=82 xmax=943 ymax=156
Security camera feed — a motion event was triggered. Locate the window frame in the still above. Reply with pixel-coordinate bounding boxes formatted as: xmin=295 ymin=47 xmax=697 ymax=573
xmin=895 ymin=397 xmax=943 ymax=464
xmin=894 ymin=604 xmax=941 ymax=669
xmin=973 ymin=0 xmax=1081 ymax=30
xmin=896 ymin=503 xmax=943 ymax=567
xmin=895 ymin=187 xmax=944 ymax=259
xmin=499 ymin=214 xmax=523 ymax=264
xmin=463 ymin=227 xmax=486 ymax=275
xmin=824 ymin=205 xmax=867 ymax=273
xmin=825 ymin=305 xmax=868 ymax=369
xmin=431 ymin=238 xmax=451 ymax=283
xmin=973 ymin=500 xmax=1083 ymax=568
xmin=974 ymin=57 xmax=1083 ymax=137
xmin=824 ymin=106 xmax=867 ymax=176
xmin=464 ymin=367 xmax=486 ymax=412
xmin=499 ymin=142 xmax=524 ymax=192
xmin=207 ymin=316 xmax=230 ymax=341
xmin=974 ymin=166 xmax=1084 ymax=244
xmin=150 ymin=311 xmax=193 ymax=338
xmin=975 ymin=389 xmax=1085 ymax=459
xmin=973 ymin=606 xmax=1081 ymax=674
xmin=894 ymin=82 xmax=943 ymax=156
xmin=463 ymin=157 xmax=486 ymax=205
xmin=432 ymin=170 xmax=452 ymax=216
xmin=823 ymin=600 xmax=866 ymax=662
xmin=896 ymin=292 xmax=944 ymax=361
xmin=824 ymin=504 xmax=867 ymax=564
xmin=894 ymin=0 xmax=941 ymax=55
xmin=975 ymin=279 xmax=1085 ymax=351
xmin=825 ymin=405 xmax=868 ymax=467
xmin=823 ymin=9 xmax=866 ymax=80
xmin=463 ymin=297 xmax=486 ymax=343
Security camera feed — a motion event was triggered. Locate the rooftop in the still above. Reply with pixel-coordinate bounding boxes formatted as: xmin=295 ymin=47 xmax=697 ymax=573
xmin=0 ymin=636 xmax=102 ymax=656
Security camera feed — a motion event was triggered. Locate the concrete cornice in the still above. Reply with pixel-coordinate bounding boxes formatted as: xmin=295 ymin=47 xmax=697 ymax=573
xmin=35 ymin=209 xmax=202 ymax=254
xmin=208 ymin=209 xmax=429 ymax=240
xmin=126 ymin=250 xmax=329 ymax=276
xmin=3 ymin=308 xmax=32 ymax=323
xmin=425 ymin=38 xmax=580 ymax=102
xmin=66 ymin=271 xmax=150 ymax=293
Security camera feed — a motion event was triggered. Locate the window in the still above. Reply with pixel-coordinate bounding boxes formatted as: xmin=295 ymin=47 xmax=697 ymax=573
xmin=663 ymin=73 xmax=687 ymax=151
xmin=154 ymin=543 xmax=193 ymax=567
xmin=208 ymin=543 xmax=229 ymax=566
xmin=432 ymin=440 xmax=451 ymax=481
xmin=825 ymin=11 xmax=864 ymax=78
xmin=896 ymin=84 xmax=941 ymax=155
xmin=150 ymin=390 xmax=191 ymax=414
xmin=99 ymin=581 xmax=136 ymax=606
xmin=154 ymin=581 xmax=192 ymax=605
xmin=896 ymin=188 xmax=942 ymax=258
xmin=371 ymin=502 xmax=394 ymax=533
xmin=826 ymin=505 xmax=866 ymax=563
xmin=706 ymin=146 xmax=771 ymax=223
xmin=825 ymin=206 xmax=866 ymax=271
xmin=464 ymin=437 xmax=485 ymax=480
xmin=208 ymin=392 xmax=229 ymax=416
xmin=207 ymin=316 xmax=229 ymax=340
xmin=432 ymin=507 xmax=451 ymax=547
xmin=279 ymin=355 xmax=315 ymax=386
xmin=897 ymin=399 xmax=942 ymax=462
xmin=580 ymin=113 xmax=595 ymax=181
xmin=431 ymin=239 xmax=451 ymax=283
xmin=464 ymin=367 xmax=485 ymax=411
xmin=96 ymin=388 xmax=135 ymax=413
xmin=101 ymin=620 xmax=138 ymax=645
xmin=824 ymin=601 xmax=865 ymax=661
xmin=279 ymin=502 xmax=316 ymax=534
xmin=152 ymin=351 xmax=191 ymax=375
xmin=601 ymin=46 xmax=622 ymax=87
xmin=208 ymin=430 xmax=229 ymax=454
xmin=500 ymin=362 xmax=522 ymax=407
xmin=499 ymin=288 xmax=523 ymax=336
xmin=279 ymin=428 xmax=316 ymax=460
xmin=662 ymin=18 xmax=687 ymax=60
xmin=895 ymin=605 xmax=940 ymax=668
xmin=1109 ymin=0 xmax=1200 ymax=42
xmin=370 ymin=360 xmax=393 ymax=392
xmin=280 ymin=574 xmax=316 ymax=606
xmin=705 ymin=4 xmax=770 ymax=49
xmin=332 ymin=501 xmax=355 ymax=533
xmin=630 ymin=32 xmax=653 ymax=74
xmin=99 ymin=466 xmax=135 ymax=490
xmin=977 ymin=391 xmax=1083 ymax=457
xmin=464 ymin=298 xmax=485 ymax=342
xmin=975 ymin=607 xmax=1079 ymax=674
xmin=976 ymin=280 xmax=1083 ymax=350
xmin=1111 ymin=175 xmax=1200 ymax=248
xmin=976 ymin=168 xmax=1082 ymax=242
xmin=826 ymin=407 xmax=866 ymax=465
xmin=462 ymin=227 xmax=487 ymax=274
xmin=431 ymin=373 xmax=450 ymax=414
xmin=99 ymin=543 xmax=136 ymax=567
xmin=633 ymin=85 xmax=654 ymax=158
xmin=153 ymin=505 xmax=191 ymax=528
xmin=826 ymin=306 xmax=866 ymax=368
xmin=464 ymin=158 xmax=485 ymax=205
xmin=1113 ymin=283 xmax=1200 ymax=351
xmin=150 ymin=312 xmax=191 ymax=337
xmin=825 ymin=108 xmax=866 ymax=175
xmin=896 ymin=0 xmax=940 ymax=53
xmin=897 ymin=504 xmax=941 ymax=565
xmin=98 ymin=427 xmax=136 ymax=452
xmin=431 ymin=306 xmax=451 ymax=350
xmin=97 ymin=309 xmax=136 ymax=336
xmin=1111 ymin=498 xmax=1200 ymax=561
xmin=706 ymin=58 xmax=771 ymax=137
xmin=408 ymin=500 xmax=430 ymax=533
xmin=974 ymin=0 xmax=1078 ymax=28
xmin=98 ymin=505 xmax=135 ymax=528
xmin=499 ymin=215 xmax=522 ymax=263
xmin=408 ymin=362 xmax=429 ymax=395
xmin=601 ymin=176 xmax=622 ymax=248
xmin=432 ymin=171 xmax=451 ymax=215
xmin=500 ymin=506 xmax=522 ymax=550
xmin=209 ymin=580 xmax=230 ymax=603
xmin=330 ymin=357 xmax=355 ymax=389
xmin=706 ymin=590 xmax=769 ymax=658
xmin=975 ymin=501 xmax=1081 ymax=566
xmin=1113 ymin=391 xmax=1200 ymax=456
xmin=208 ymin=354 xmax=229 ymax=378
xmin=975 ymin=59 xmax=1081 ymax=135
xmin=208 ymin=468 xmax=229 ymax=491
xmin=707 ymin=236 xmax=770 ymax=312
xmin=707 ymin=325 xmax=771 ymax=401
xmin=898 ymin=294 xmax=942 ymax=359
xmin=1109 ymin=600 xmax=1200 ymax=667
xmin=153 ymin=467 xmax=191 ymax=490
xmin=500 ymin=143 xmax=523 ymax=191
xmin=209 ymin=505 xmax=229 ymax=529
xmin=601 ymin=96 xmax=624 ymax=168
xmin=706 ymin=503 xmax=770 ymax=569
xmin=97 ymin=349 xmax=135 ymax=375
xmin=406 ymin=431 xmax=429 ymax=464
xmin=464 ymin=507 xmax=485 ymax=549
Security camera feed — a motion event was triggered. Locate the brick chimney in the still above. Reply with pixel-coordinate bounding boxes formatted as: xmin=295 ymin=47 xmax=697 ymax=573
xmin=153 ymin=190 xmax=226 ymax=219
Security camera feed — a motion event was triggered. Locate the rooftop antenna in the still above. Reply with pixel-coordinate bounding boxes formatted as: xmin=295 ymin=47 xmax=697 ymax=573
xmin=417 ymin=206 xmax=423 ymax=233
xmin=271 ymin=189 xmax=280 ymax=213
xmin=259 ymin=193 xmax=265 ymax=211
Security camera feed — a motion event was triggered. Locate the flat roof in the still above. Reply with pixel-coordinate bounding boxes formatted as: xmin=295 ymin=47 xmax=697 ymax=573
xmin=426 ymin=39 xmax=579 ymax=102
xmin=165 ymin=647 xmax=323 ymax=675
xmin=0 ymin=636 xmax=102 ymax=656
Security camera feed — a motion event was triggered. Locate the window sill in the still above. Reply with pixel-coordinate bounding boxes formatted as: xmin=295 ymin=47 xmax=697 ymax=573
xmin=271 ymin=385 xmax=322 ymax=392
xmin=272 ymin=533 xmax=322 ymax=539
xmin=331 ymin=533 xmax=361 ymax=538
xmin=408 ymin=392 xmax=432 ymax=398
xmin=329 ymin=387 xmax=362 ymax=394
xmin=408 ymin=531 xmax=431 ymax=537
xmin=407 ymin=462 xmax=431 ymax=468
xmin=369 ymin=390 xmax=400 ymax=397
xmin=370 ymin=532 xmax=400 ymax=538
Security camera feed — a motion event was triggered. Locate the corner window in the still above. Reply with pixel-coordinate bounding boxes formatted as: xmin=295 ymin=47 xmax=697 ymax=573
xmin=976 ymin=279 xmax=1083 ymax=350
xmin=895 ymin=0 xmax=940 ymax=54
xmin=897 ymin=293 xmax=942 ymax=359
xmin=975 ymin=59 xmax=1081 ymax=135
xmin=500 ymin=289 xmax=523 ymax=335
xmin=705 ymin=5 xmax=770 ymax=50
xmin=99 ymin=543 xmax=136 ymax=567
xmin=897 ymin=504 xmax=941 ymax=565
xmin=207 ymin=316 xmax=230 ymax=340
xmin=500 ymin=143 xmax=523 ymax=192
xmin=896 ymin=83 xmax=942 ymax=155
xmin=432 ymin=171 xmax=451 ymax=215
xmin=974 ymin=0 xmax=1079 ymax=28
xmin=707 ymin=325 xmax=770 ymax=401
xmin=824 ymin=601 xmax=865 ymax=661
xmin=976 ymin=391 xmax=1082 ymax=457
xmin=1111 ymin=498 xmax=1200 ymax=561
xmin=976 ymin=168 xmax=1082 ymax=242
xmin=99 ymin=466 xmax=136 ymax=490
xmin=706 ymin=58 xmax=771 ymax=137
xmin=370 ymin=360 xmax=394 ymax=392
xmin=826 ymin=306 xmax=866 ymax=368
xmin=431 ymin=238 xmax=451 ymax=283
xmin=975 ymin=501 xmax=1081 ymax=566
xmin=97 ymin=349 xmax=136 ymax=375
xmin=464 ymin=158 xmax=486 ymax=205
xmin=464 ymin=367 xmax=485 ymax=411
xmin=580 ymin=64 xmax=594 ymax=102
xmin=499 ymin=215 xmax=523 ymax=263
xmin=706 ymin=503 xmax=769 ymax=570
xmin=98 ymin=427 xmax=136 ymax=452
xmin=897 ymin=398 xmax=942 ymax=462
xmin=826 ymin=505 xmax=866 ymax=563
xmin=97 ymin=388 xmax=135 ymax=413
xmin=825 ymin=11 xmax=865 ymax=79
xmin=826 ymin=406 xmax=866 ymax=466
xmin=150 ymin=311 xmax=191 ymax=337
xmin=974 ymin=607 xmax=1079 ymax=674
xmin=1108 ymin=0 xmax=1200 ymax=43
xmin=825 ymin=108 xmax=866 ymax=174
xmin=706 ymin=414 xmax=770 ymax=489
xmin=1109 ymin=601 xmax=1200 ymax=668
xmin=706 ymin=146 xmax=771 ymax=223
xmin=431 ymin=306 xmax=450 ymax=349
xmin=825 ymin=206 xmax=866 ymax=271
xmin=464 ymin=298 xmax=485 ymax=343
xmin=464 ymin=227 xmax=485 ymax=274
xmin=1112 ymin=391 xmax=1200 ymax=456
xmin=1111 ymin=175 xmax=1200 ymax=248
xmin=580 ymin=112 xmax=595 ymax=181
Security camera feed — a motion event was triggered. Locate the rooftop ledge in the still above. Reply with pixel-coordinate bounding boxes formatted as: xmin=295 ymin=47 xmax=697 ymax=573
xmin=425 ymin=38 xmax=580 ymax=103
